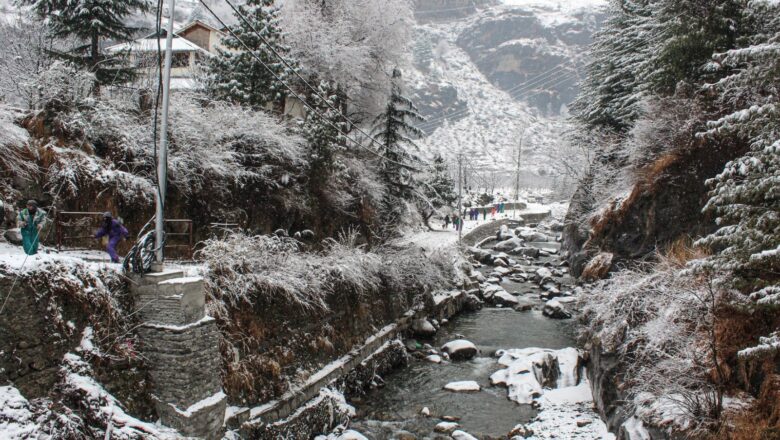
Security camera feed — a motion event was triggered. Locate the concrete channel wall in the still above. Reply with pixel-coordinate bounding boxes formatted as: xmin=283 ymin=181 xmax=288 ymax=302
xmin=239 ymin=289 xmax=471 ymax=435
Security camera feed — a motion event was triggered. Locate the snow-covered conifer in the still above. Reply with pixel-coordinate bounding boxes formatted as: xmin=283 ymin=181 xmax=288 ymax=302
xmin=695 ymin=0 xmax=779 ymax=359
xmin=372 ymin=68 xmax=425 ymax=200
xmin=573 ymin=0 xmax=654 ymax=131
xmin=20 ymin=0 xmax=150 ymax=88
xmin=207 ymin=0 xmax=295 ymax=109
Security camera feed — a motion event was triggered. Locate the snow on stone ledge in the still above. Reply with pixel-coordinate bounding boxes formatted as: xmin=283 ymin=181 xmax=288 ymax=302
xmin=170 ymin=391 xmax=226 ymax=418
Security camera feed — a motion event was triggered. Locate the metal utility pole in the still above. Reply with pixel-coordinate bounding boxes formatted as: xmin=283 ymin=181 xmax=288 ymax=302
xmin=154 ymin=0 xmax=175 ymax=268
xmin=514 ymin=129 xmax=524 ymax=218
xmin=457 ymin=153 xmax=463 ymax=246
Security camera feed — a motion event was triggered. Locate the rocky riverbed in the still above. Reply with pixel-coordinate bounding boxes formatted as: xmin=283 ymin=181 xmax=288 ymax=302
xmin=322 ymin=219 xmax=614 ymax=439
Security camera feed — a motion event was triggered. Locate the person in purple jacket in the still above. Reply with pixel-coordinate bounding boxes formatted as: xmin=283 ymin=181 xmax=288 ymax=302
xmin=94 ymin=212 xmax=129 ymax=263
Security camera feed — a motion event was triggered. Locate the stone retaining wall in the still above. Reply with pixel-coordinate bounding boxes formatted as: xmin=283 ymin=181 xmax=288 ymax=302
xmin=131 ymin=270 xmax=226 ymax=440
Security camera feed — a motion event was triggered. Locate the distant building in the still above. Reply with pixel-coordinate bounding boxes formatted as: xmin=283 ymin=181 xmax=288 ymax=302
xmin=107 ymin=19 xmax=306 ymax=118
xmin=106 ymin=20 xmax=226 ymax=90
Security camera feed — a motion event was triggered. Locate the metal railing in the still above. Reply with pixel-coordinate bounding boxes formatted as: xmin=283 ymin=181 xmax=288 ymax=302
xmin=54 ymin=211 xmax=193 ymax=258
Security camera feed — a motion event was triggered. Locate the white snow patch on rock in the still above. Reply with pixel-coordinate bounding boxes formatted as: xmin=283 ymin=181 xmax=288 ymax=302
xmin=451 ymin=430 xmax=479 ymax=440
xmin=444 ymin=381 xmax=481 ymax=392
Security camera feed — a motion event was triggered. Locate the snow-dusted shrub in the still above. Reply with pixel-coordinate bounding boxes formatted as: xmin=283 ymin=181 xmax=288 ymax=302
xmin=198 ymin=231 xmax=453 ymax=401
xmin=166 ymin=95 xmax=305 ymax=200
xmin=0 ymin=105 xmax=35 ymax=199
xmin=199 ymin=231 xmax=386 ymax=315
xmin=580 ymin=258 xmax=727 ymax=433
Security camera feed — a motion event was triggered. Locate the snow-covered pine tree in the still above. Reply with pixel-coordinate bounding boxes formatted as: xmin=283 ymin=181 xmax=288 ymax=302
xmin=20 ymin=0 xmax=150 ymax=88
xmin=645 ymin=0 xmax=744 ymax=95
xmin=207 ymin=0 xmax=294 ymax=109
xmin=372 ymin=68 xmax=425 ymax=200
xmin=573 ymin=0 xmax=654 ymax=131
xmin=300 ymin=81 xmax=347 ymax=180
xmin=694 ymin=0 xmax=780 ymax=360
xmin=420 ymin=154 xmax=457 ymax=228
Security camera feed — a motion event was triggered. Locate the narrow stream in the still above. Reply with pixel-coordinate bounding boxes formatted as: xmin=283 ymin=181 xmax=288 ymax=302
xmin=351 ymin=309 xmax=577 ymax=437
xmin=348 ymin=223 xmax=602 ymax=439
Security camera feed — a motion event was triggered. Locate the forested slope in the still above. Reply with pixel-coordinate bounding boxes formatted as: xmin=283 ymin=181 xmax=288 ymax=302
xmin=565 ymin=0 xmax=779 ymax=438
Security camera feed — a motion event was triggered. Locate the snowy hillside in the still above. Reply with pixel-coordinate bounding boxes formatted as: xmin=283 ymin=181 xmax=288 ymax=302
xmin=411 ymin=0 xmax=605 ymax=188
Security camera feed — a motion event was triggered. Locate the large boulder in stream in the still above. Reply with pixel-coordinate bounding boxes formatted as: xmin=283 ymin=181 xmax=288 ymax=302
xmin=411 ymin=318 xmax=437 ymax=338
xmin=441 ymin=339 xmax=478 ymax=361
xmin=494 ymin=237 xmax=524 ymax=252
xmin=513 ymin=247 xmax=540 ymax=258
xmin=542 ymin=299 xmax=572 ymax=319
xmin=533 ymin=267 xmax=553 ymax=284
xmin=468 ymin=247 xmax=494 ymax=264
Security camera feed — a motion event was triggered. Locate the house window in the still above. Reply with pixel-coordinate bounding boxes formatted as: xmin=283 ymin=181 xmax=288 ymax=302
xmin=172 ymin=52 xmax=190 ymax=68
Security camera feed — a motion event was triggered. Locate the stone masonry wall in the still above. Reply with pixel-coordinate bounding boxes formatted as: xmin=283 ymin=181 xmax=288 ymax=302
xmin=131 ymin=270 xmax=226 ymax=440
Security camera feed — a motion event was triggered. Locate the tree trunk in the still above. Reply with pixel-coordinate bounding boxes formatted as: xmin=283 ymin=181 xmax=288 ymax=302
xmin=422 ymin=210 xmax=435 ymax=231
xmin=91 ymin=32 xmax=101 ymax=96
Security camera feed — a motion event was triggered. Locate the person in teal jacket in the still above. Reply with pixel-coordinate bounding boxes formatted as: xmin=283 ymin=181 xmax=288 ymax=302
xmin=17 ymin=200 xmax=47 ymax=255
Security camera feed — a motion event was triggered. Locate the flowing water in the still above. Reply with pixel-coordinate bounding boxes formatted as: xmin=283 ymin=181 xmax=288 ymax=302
xmin=350 ymin=236 xmax=585 ymax=439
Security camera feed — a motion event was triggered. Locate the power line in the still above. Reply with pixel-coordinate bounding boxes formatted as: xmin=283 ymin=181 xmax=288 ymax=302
xmin=417 ymin=69 xmax=580 ymax=130
xmin=416 ymin=26 xmax=675 ymax=130
xmin=197 ymin=0 xmax=419 ymax=171
xmin=215 ymin=0 xmax=422 ymax=171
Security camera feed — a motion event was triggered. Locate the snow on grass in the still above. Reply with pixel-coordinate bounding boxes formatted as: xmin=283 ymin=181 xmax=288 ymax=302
xmin=62 ymin=353 xmax=181 ymax=439
xmin=0 ymin=386 xmax=37 ymax=439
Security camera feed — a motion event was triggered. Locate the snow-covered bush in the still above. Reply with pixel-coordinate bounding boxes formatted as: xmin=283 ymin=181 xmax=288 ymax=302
xmin=0 ymin=105 xmax=35 ymax=199
xmin=580 ymin=257 xmax=726 ymax=433
xmin=279 ymin=0 xmax=415 ymax=115
xmin=198 ymin=230 xmax=454 ymax=401
xmin=199 ymin=232 xmax=384 ymax=314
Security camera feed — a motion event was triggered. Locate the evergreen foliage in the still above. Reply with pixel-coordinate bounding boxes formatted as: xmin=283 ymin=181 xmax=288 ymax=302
xmin=645 ymin=0 xmax=745 ymax=94
xmin=300 ymin=81 xmax=347 ymax=179
xmin=573 ymin=0 xmax=653 ymax=131
xmin=695 ymin=0 xmax=780 ymax=298
xmin=372 ymin=68 xmax=425 ymax=199
xmin=20 ymin=0 xmax=150 ymax=87
xmin=207 ymin=0 xmax=295 ymax=109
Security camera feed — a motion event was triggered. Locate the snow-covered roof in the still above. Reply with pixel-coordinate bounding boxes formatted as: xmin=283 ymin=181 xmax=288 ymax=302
xmin=106 ymin=37 xmax=210 ymax=55
xmin=176 ymin=19 xmax=224 ymax=36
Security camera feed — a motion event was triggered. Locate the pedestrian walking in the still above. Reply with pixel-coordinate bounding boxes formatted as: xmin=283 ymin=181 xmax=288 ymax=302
xmin=17 ymin=200 xmax=46 ymax=255
xmin=444 ymin=214 xmax=451 ymax=229
xmin=482 ymin=208 xmax=487 ymax=220
xmin=94 ymin=212 xmax=129 ymax=263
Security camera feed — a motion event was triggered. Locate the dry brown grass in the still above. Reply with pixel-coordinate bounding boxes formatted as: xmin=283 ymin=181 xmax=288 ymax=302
xmin=663 ymin=236 xmax=710 ymax=267
xmin=712 ymin=377 xmax=780 ymax=440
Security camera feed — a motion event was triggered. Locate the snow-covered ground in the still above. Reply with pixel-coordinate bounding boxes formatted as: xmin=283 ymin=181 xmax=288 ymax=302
xmin=0 ymin=242 xmax=202 ymax=276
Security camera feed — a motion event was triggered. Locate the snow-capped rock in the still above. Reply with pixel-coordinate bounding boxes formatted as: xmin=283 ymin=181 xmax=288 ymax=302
xmin=434 ymin=421 xmax=460 ymax=434
xmin=451 ymin=430 xmax=479 ymax=440
xmin=444 ymin=380 xmax=481 ymax=392
xmin=441 ymin=339 xmax=478 ymax=360
xmin=411 ymin=318 xmax=437 ymax=338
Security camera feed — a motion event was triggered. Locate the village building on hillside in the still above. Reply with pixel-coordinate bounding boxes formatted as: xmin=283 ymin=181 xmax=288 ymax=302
xmin=107 ymin=19 xmax=306 ymax=118
xmin=106 ymin=20 xmax=226 ymax=91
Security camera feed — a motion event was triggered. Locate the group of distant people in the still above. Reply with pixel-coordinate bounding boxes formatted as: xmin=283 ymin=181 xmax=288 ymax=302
xmin=441 ymin=201 xmax=509 ymax=231
xmin=6 ymin=199 xmax=128 ymax=263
